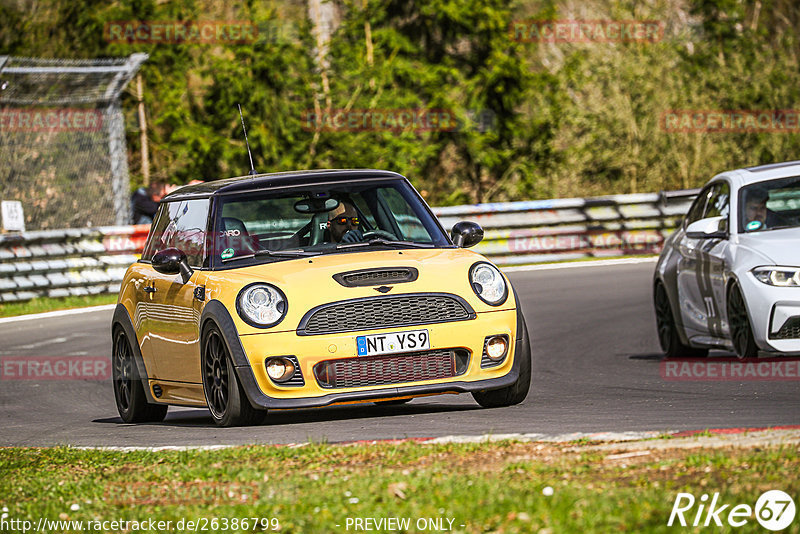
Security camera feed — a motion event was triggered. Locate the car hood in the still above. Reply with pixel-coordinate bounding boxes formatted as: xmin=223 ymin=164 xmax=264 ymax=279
xmin=203 ymin=248 xmax=514 ymax=335
xmin=736 ymin=227 xmax=800 ymax=265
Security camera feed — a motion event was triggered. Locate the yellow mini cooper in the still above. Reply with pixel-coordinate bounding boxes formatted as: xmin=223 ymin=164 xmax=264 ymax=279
xmin=112 ymin=170 xmax=530 ymax=426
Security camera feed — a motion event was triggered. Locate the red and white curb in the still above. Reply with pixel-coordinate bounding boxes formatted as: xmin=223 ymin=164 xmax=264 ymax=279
xmin=72 ymin=425 xmax=800 ymax=452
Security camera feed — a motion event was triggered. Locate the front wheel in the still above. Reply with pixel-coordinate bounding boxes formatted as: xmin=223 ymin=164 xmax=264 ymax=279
xmin=654 ymin=282 xmax=708 ymax=358
xmin=727 ymin=282 xmax=758 ymax=360
xmin=112 ymin=328 xmax=168 ymax=423
xmin=472 ymin=314 xmax=531 ymax=408
xmin=202 ymin=324 xmax=265 ymax=427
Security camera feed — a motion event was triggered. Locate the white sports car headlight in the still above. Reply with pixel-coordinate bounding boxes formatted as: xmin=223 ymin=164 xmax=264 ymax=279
xmin=469 ymin=262 xmax=508 ymax=306
xmin=752 ymin=267 xmax=800 ymax=287
xmin=236 ymin=283 xmax=287 ymax=327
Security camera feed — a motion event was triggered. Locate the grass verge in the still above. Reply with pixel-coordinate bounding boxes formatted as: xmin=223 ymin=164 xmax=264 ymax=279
xmin=1 ymin=440 xmax=797 ymax=533
xmin=0 ymin=294 xmax=117 ymax=318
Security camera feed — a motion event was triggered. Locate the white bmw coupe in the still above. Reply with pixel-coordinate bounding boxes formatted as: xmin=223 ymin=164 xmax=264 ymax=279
xmin=655 ymin=161 xmax=800 ymax=359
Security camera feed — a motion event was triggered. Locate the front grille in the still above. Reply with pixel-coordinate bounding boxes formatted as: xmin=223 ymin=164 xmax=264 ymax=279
xmin=333 ymin=267 xmax=418 ymax=287
xmin=298 ymin=294 xmax=474 ymax=335
xmin=314 ymin=349 xmax=470 ymax=389
xmin=770 ymin=317 xmax=800 ymax=340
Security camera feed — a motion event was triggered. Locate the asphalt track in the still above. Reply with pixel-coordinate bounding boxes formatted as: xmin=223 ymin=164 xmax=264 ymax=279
xmin=1 ymin=260 xmax=798 ymax=447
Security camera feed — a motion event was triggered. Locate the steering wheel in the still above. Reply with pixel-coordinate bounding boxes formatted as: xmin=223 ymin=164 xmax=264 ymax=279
xmin=362 ymin=229 xmax=397 ymax=240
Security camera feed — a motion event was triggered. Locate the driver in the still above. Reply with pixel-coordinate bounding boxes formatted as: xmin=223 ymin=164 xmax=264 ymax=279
xmin=327 ymin=201 xmax=363 ymax=243
xmin=743 ymin=187 xmax=787 ymax=231
xmin=744 ymin=187 xmax=768 ymax=229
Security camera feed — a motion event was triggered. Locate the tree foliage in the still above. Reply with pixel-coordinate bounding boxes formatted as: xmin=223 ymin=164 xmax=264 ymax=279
xmin=3 ymin=0 xmax=800 ymax=205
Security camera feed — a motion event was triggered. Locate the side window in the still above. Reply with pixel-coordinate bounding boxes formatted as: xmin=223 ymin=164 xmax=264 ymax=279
xmin=141 ymin=204 xmax=169 ymax=261
xmin=684 ymin=186 xmax=713 ymax=227
xmin=704 ymin=182 xmax=730 ymax=221
xmin=142 ymin=199 xmax=210 ymax=267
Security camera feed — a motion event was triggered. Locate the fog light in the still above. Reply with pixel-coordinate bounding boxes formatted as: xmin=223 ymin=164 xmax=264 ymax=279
xmin=266 ymin=358 xmax=295 ymax=382
xmin=486 ymin=336 xmax=508 ymax=360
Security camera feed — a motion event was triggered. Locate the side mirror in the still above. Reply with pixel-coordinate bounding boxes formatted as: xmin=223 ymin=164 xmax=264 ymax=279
xmin=686 ymin=216 xmax=727 ymax=239
xmin=152 ymin=248 xmax=194 ymax=284
xmin=451 ymin=221 xmax=484 ymax=248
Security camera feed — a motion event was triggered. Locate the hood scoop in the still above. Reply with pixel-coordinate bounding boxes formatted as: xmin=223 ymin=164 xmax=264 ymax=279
xmin=333 ymin=267 xmax=419 ymax=288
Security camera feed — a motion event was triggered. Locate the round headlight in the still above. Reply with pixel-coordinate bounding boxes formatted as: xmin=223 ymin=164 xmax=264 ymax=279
xmin=469 ymin=262 xmax=508 ymax=306
xmin=236 ymin=283 xmax=287 ymax=328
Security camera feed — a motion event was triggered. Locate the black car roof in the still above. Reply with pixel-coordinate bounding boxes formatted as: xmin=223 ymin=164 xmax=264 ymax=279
xmin=163 ymin=169 xmax=405 ymax=201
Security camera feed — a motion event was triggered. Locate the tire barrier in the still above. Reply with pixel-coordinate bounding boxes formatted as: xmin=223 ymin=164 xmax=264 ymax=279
xmin=0 ymin=225 xmax=149 ymax=302
xmin=0 ymin=191 xmax=696 ymax=302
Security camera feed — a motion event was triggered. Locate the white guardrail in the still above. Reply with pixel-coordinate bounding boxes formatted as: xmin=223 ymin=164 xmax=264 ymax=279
xmin=0 ymin=191 xmax=697 ymax=302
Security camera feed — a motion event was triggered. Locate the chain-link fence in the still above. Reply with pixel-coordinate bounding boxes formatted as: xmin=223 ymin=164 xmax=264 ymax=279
xmin=0 ymin=54 xmax=146 ymax=230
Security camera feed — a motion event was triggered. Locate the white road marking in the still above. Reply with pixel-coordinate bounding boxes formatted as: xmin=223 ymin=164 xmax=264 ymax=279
xmin=11 ymin=337 xmax=69 ymax=350
xmin=501 ymin=256 xmax=658 ymax=273
xmin=0 ymin=304 xmax=116 ymax=325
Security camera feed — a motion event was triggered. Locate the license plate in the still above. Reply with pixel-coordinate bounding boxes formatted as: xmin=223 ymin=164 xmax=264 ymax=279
xmin=356 ymin=329 xmax=430 ymax=356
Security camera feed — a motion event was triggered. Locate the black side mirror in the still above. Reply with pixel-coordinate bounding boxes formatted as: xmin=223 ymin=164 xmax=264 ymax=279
xmin=451 ymin=221 xmax=484 ymax=248
xmin=152 ymin=248 xmax=194 ymax=284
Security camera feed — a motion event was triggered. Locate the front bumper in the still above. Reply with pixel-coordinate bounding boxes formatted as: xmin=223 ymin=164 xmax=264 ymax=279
xmin=739 ymin=272 xmax=800 ymax=353
xmin=245 ymin=310 xmax=520 ymax=409
xmin=202 ymin=299 xmax=528 ymax=409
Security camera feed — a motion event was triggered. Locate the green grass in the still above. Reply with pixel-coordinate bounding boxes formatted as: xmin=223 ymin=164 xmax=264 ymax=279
xmin=0 ymin=293 xmax=117 ymax=318
xmin=1 ymin=441 xmax=797 ymax=533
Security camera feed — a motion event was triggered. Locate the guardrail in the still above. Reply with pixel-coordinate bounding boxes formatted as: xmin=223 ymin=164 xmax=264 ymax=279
xmin=435 ymin=191 xmax=694 ymax=265
xmin=0 ymin=191 xmax=696 ymax=302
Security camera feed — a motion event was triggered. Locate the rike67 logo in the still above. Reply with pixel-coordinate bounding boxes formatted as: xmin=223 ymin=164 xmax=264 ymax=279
xmin=669 ymin=490 xmax=796 ymax=530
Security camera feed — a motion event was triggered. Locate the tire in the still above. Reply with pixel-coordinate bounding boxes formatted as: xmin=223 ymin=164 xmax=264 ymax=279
xmin=202 ymin=324 xmax=265 ymax=427
xmin=374 ymin=398 xmax=412 ymax=406
xmin=727 ymin=282 xmax=758 ymax=360
xmin=472 ymin=313 xmax=531 ymax=408
xmin=112 ymin=327 xmax=168 ymax=423
xmin=654 ymin=282 xmax=708 ymax=358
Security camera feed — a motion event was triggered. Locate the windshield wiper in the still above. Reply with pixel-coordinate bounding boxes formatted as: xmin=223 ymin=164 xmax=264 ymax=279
xmin=254 ymin=248 xmax=319 ymax=258
xmin=336 ymin=238 xmax=436 ymax=250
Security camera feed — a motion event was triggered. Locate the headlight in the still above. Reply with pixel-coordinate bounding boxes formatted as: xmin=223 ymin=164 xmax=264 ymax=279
xmin=469 ymin=262 xmax=508 ymax=306
xmin=236 ymin=283 xmax=287 ymax=327
xmin=752 ymin=267 xmax=800 ymax=287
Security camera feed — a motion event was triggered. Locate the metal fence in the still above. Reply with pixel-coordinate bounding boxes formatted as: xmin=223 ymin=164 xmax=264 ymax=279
xmin=0 ymin=191 xmax=696 ymax=303
xmin=0 ymin=54 xmax=147 ymax=230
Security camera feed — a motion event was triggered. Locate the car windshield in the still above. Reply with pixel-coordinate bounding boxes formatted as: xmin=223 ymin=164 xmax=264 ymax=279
xmin=212 ymin=179 xmax=449 ymax=268
xmin=739 ymin=176 xmax=800 ymax=233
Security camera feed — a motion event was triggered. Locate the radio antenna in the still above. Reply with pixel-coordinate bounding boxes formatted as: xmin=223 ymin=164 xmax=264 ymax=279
xmin=237 ymin=104 xmax=257 ymax=176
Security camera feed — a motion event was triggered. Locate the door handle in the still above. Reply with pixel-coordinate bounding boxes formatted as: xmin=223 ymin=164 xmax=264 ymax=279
xmin=143 ymin=286 xmax=157 ymax=294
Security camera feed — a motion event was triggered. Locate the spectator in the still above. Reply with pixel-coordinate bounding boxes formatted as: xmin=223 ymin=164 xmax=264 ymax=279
xmin=131 ymin=181 xmax=166 ymax=225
